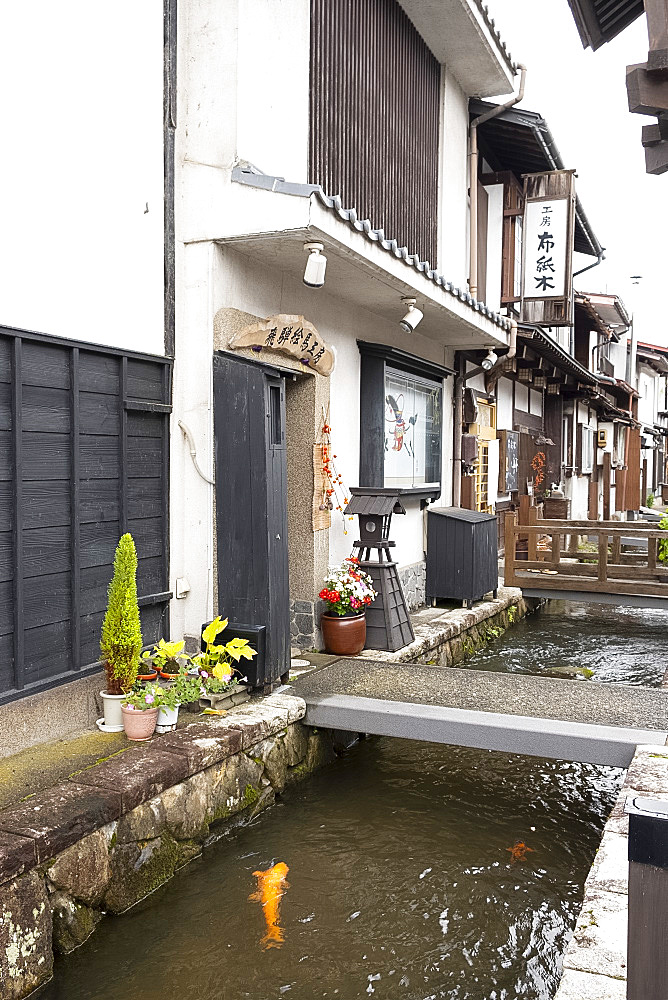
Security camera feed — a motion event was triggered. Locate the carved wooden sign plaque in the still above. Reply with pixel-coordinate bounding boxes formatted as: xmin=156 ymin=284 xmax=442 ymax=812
xmin=230 ymin=315 xmax=334 ymax=376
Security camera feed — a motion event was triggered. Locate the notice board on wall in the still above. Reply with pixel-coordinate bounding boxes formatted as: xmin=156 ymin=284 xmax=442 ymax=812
xmin=499 ymin=430 xmax=519 ymax=493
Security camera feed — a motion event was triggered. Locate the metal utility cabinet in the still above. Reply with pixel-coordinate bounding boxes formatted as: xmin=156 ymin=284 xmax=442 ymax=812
xmin=426 ymin=507 xmax=498 ymax=608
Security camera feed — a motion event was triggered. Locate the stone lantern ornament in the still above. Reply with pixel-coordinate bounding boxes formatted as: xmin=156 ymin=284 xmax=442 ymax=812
xmin=344 ymin=489 xmax=414 ymax=652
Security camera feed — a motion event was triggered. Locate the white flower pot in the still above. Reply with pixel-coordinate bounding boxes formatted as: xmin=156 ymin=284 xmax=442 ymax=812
xmin=155 ymin=704 xmax=180 ymax=734
xmin=100 ymin=691 xmax=126 ymax=732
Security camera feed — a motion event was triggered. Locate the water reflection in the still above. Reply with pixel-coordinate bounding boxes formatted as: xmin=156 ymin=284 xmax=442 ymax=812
xmin=470 ymin=600 xmax=668 ymax=686
xmin=40 ymin=738 xmax=622 ymax=1000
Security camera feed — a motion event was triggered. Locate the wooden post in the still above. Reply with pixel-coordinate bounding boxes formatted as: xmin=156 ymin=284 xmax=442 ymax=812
xmin=598 ymin=531 xmax=609 ymax=584
xmin=612 ymin=535 xmax=622 ymax=566
xmin=626 ymin=797 xmax=668 ymax=1000
xmin=603 ymin=452 xmax=611 ymax=521
xmin=643 ymin=458 xmax=649 ymax=504
xmin=588 ymin=479 xmax=598 ymax=520
xmin=646 ymin=0 xmax=668 ymax=73
xmin=528 ymin=505 xmax=538 ymax=562
xmin=504 ymin=513 xmax=516 ymax=587
xmin=649 ymin=536 xmax=658 ymax=571
xmin=551 ymin=532 xmax=561 ymax=570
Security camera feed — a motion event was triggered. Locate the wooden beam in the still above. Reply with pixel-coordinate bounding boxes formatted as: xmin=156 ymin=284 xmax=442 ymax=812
xmin=646 ymin=139 xmax=668 ymax=174
xmin=642 ymin=117 xmax=668 ymax=145
xmin=627 ymin=63 xmax=668 ymax=116
xmin=646 ymin=0 xmax=668 ymax=75
xmin=504 ymin=513 xmax=517 ymax=587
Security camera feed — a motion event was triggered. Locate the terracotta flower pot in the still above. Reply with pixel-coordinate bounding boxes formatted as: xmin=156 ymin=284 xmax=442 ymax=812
xmin=320 ymin=612 xmax=366 ymax=655
xmin=137 ymin=670 xmax=158 ymax=682
xmin=121 ymin=705 xmax=159 ymax=741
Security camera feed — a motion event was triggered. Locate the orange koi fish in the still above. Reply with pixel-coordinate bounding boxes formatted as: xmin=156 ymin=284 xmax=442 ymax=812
xmin=506 ymin=840 xmax=535 ymax=863
xmin=250 ymin=862 xmax=290 ymax=949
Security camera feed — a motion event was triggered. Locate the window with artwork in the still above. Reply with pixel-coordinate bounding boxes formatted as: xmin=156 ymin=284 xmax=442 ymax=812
xmin=358 ymin=342 xmax=450 ymax=495
xmin=384 ymin=369 xmax=442 ymax=488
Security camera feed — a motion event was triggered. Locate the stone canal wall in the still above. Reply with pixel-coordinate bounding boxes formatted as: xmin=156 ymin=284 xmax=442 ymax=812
xmin=0 ymin=693 xmax=341 ymax=999
xmin=362 ymin=586 xmax=540 ymax=667
xmin=555 ymin=744 xmax=668 ymax=999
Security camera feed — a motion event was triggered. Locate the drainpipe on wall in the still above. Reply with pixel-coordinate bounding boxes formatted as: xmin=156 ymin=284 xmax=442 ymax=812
xmin=468 ymin=65 xmax=527 ymax=301
xmin=453 ymin=320 xmax=517 ymax=506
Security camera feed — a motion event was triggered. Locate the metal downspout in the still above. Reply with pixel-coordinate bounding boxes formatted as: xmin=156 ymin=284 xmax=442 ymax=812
xmin=468 ymin=65 xmax=527 ymax=300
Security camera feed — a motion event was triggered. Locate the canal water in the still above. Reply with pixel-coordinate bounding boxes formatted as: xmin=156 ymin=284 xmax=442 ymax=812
xmin=40 ymin=601 xmax=667 ymax=1000
xmin=470 ymin=599 xmax=668 ymax=687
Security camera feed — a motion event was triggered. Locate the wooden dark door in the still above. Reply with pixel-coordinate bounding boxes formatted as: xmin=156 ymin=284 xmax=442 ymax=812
xmin=213 ymin=353 xmax=290 ymax=682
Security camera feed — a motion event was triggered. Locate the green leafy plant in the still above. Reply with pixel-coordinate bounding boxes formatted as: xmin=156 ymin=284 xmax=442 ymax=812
xmin=192 ymin=616 xmax=256 ymax=690
xmin=647 ymin=492 xmax=655 ymax=508
xmin=156 ymin=669 xmax=203 ymax=710
xmin=659 ymin=514 xmax=668 ymax=564
xmin=141 ymin=639 xmax=190 ymax=677
xmin=100 ymin=534 xmax=143 ymax=695
xmin=123 ymin=682 xmax=161 ymax=711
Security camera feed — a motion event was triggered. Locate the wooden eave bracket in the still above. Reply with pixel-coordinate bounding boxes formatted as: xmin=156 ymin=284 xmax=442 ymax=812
xmin=626 ymin=63 xmax=668 ymax=116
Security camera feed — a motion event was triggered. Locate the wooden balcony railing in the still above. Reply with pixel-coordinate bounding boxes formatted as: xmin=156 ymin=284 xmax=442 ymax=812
xmin=504 ymin=512 xmax=668 ymax=599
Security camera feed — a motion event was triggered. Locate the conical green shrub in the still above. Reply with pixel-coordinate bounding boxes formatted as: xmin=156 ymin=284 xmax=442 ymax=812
xmin=100 ymin=533 xmax=143 ymax=694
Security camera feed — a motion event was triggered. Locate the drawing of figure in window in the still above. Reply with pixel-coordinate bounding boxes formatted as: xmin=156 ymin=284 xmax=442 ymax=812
xmin=385 ymin=394 xmax=417 ymax=454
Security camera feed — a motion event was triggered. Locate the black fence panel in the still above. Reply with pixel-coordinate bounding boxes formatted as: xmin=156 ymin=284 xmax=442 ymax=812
xmin=0 ymin=326 xmax=172 ymax=703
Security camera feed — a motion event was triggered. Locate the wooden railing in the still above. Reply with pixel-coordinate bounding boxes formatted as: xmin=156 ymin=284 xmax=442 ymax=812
xmin=504 ymin=512 xmax=668 ymax=598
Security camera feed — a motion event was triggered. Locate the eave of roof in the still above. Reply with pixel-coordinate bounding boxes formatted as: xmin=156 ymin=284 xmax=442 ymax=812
xmin=566 ymin=0 xmax=645 ymax=51
xmin=232 ymin=165 xmax=511 ymax=333
xmin=576 ymin=292 xmax=631 ymax=338
xmin=469 ymin=99 xmax=604 ymax=258
xmin=518 ymin=325 xmax=598 ymax=384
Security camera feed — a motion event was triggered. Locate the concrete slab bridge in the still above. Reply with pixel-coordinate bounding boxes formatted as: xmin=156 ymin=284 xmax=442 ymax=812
xmin=292 ymin=659 xmax=668 ymax=767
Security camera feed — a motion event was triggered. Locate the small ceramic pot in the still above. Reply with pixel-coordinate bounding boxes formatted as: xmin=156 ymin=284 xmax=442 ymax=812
xmin=320 ymin=613 xmax=366 ymax=656
xmin=137 ymin=670 xmax=158 ymax=682
xmin=159 ymin=669 xmax=180 ymax=681
xmin=121 ymin=705 xmax=159 ymax=741
xmin=100 ymin=691 xmax=126 ymax=732
xmin=155 ymin=704 xmax=180 ymax=734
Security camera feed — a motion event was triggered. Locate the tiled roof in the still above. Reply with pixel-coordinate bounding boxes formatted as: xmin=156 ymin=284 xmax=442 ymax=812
xmin=232 ymin=165 xmax=512 ymax=333
xmin=472 ymin=0 xmax=517 ymax=73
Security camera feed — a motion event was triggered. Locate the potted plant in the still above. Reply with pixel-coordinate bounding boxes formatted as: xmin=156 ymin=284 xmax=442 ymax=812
xmin=121 ymin=683 xmax=160 ymax=741
xmin=98 ymin=533 xmax=143 ymax=732
xmin=140 ymin=638 xmax=190 ymax=680
xmin=193 ymin=616 xmax=255 ymax=710
xmin=319 ymin=557 xmax=376 ymax=655
xmin=155 ymin=669 xmax=202 ymax=734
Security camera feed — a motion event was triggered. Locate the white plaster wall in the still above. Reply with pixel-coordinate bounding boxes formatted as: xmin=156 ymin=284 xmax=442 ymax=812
xmin=484 ymin=184 xmax=504 ymax=313
xmin=609 ymin=337 xmax=628 ymax=379
xmin=439 ymin=69 xmax=469 ymax=287
xmin=191 ymin=247 xmax=454 ymax=584
xmin=0 ymin=1 xmax=164 ymax=353
xmin=236 ymin=0 xmax=310 ymax=180
xmin=515 ymin=383 xmax=529 ymax=412
xmin=497 ymin=378 xmax=513 ymax=431
xmin=638 ymin=368 xmax=657 ymax=426
xmin=567 ymin=475 xmax=590 ymax=520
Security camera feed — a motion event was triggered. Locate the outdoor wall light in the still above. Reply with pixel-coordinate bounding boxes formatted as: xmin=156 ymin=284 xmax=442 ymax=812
xmin=303 ymin=242 xmax=327 ymax=288
xmin=399 ymin=297 xmax=423 ymax=333
xmin=481 ymin=349 xmax=498 ymax=371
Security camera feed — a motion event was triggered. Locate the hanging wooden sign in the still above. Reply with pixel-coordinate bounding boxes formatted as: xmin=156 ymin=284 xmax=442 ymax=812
xmin=230 ymin=314 xmax=335 ymax=376
xmin=520 ymin=170 xmax=576 ymax=327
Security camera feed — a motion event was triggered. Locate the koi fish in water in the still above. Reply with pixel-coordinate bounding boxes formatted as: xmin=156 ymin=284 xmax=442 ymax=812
xmin=506 ymin=840 xmax=535 ymax=864
xmin=250 ymin=862 xmax=290 ymax=949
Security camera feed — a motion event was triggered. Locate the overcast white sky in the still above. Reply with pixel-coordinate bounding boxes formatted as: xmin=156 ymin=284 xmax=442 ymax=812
xmin=488 ymin=0 xmax=667 ymax=345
